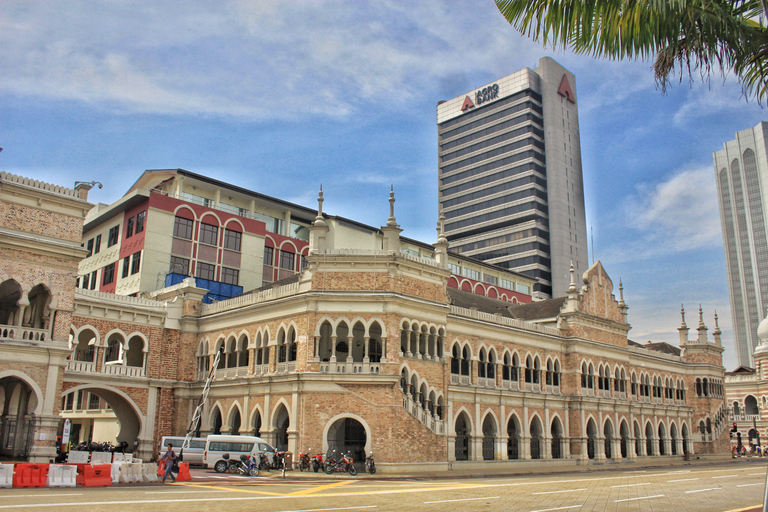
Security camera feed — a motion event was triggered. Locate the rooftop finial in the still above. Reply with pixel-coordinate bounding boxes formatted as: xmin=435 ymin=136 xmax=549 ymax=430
xmin=386 ymin=185 xmax=398 ymax=227
xmin=568 ymin=260 xmax=577 ymax=293
xmin=436 ymin=209 xmax=448 ymax=244
xmin=714 ymin=310 xmax=721 ymax=334
xmin=698 ymin=304 xmax=705 ymax=328
xmin=680 ymin=304 xmax=687 ymax=328
xmin=314 ymin=185 xmax=326 ymax=226
xmin=618 ymin=279 xmax=625 ymax=306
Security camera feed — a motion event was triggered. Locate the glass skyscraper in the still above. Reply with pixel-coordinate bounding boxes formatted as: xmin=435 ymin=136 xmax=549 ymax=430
xmin=714 ymin=122 xmax=768 ymax=366
xmin=437 ymin=57 xmax=588 ymax=298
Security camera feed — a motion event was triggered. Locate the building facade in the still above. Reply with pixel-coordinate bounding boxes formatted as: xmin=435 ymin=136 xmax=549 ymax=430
xmin=437 ymin=57 xmax=589 ymax=299
xmin=714 ymin=122 xmax=768 ymax=366
xmin=0 ymin=171 xmax=729 ymax=468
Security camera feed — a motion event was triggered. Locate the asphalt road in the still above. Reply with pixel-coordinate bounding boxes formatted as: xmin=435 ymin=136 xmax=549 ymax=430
xmin=2 ymin=461 xmax=767 ymax=512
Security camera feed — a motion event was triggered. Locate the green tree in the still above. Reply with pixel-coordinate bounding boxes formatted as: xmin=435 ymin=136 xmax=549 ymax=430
xmin=495 ymin=0 xmax=768 ymax=103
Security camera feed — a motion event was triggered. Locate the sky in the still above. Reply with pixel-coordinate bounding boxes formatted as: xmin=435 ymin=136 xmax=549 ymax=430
xmin=1 ymin=0 xmax=766 ymax=370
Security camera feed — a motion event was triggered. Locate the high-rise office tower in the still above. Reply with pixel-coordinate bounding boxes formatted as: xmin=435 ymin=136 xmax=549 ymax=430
xmin=437 ymin=57 xmax=588 ymax=298
xmin=714 ymin=122 xmax=768 ymax=366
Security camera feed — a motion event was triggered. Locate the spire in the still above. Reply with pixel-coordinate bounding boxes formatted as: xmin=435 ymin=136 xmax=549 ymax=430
xmin=386 ymin=185 xmax=398 ymax=227
xmin=568 ymin=261 xmax=577 ymax=294
xmin=563 ymin=260 xmax=580 ymax=312
xmin=314 ymin=185 xmax=326 ymax=227
xmin=433 ymin=209 xmax=449 ymax=268
xmin=713 ymin=310 xmax=722 ymax=346
xmin=697 ymin=304 xmax=708 ymax=343
xmin=617 ymin=278 xmax=629 ymax=322
xmin=678 ymin=304 xmax=690 ymax=345
xmin=381 ymin=185 xmax=403 ymax=253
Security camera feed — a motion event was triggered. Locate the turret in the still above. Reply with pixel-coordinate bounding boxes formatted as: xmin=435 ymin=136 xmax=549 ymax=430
xmin=381 ymin=186 xmax=402 ymax=253
xmin=713 ymin=311 xmax=722 ymax=347
xmin=433 ymin=210 xmax=449 ymax=268
xmin=678 ymin=305 xmax=689 ymax=345
xmin=618 ymin=279 xmax=629 ymax=323
xmin=697 ymin=305 xmax=708 ymax=343
xmin=308 ymin=186 xmax=331 ymax=254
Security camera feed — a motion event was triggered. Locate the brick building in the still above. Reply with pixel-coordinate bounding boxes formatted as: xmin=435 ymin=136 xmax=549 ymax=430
xmin=1 ymin=171 xmax=728 ymax=467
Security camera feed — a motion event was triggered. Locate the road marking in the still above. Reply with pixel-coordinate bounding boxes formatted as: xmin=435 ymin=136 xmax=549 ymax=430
xmin=533 ymin=489 xmax=587 ymax=495
xmin=611 ymin=483 xmax=650 ymax=488
xmin=275 ymin=508 xmax=376 ymax=512
xmin=713 ymin=475 xmax=739 ymax=479
xmin=749 ymin=473 xmax=765 ymax=476
xmin=614 ymin=495 xmax=664 ymax=503
xmin=288 ymin=480 xmax=357 ymax=497
xmin=738 ymin=483 xmax=764 ymax=488
xmin=145 ymin=490 xmax=226 ymax=494
xmin=529 ymin=506 xmax=582 ymax=512
xmin=686 ymin=488 xmax=721 ymax=494
xmin=5 ymin=494 xmax=82 ymax=498
xmin=668 ymin=478 xmax=699 ymax=483
xmin=424 ymin=497 xmax=499 ymax=504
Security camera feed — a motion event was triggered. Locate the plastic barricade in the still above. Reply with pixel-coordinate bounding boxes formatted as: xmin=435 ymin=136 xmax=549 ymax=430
xmin=13 ymin=463 xmax=49 ymax=488
xmin=80 ymin=464 xmax=112 ymax=487
xmin=0 ymin=464 xmax=13 ymax=488
xmin=90 ymin=452 xmax=111 ymax=464
xmin=47 ymin=464 xmax=77 ymax=487
xmin=142 ymin=463 xmax=158 ymax=483
xmin=112 ymin=453 xmax=132 ymax=464
xmin=66 ymin=451 xmax=90 ymax=464
xmin=176 ymin=462 xmax=191 ymax=482
xmin=110 ymin=462 xmax=123 ymax=484
xmin=120 ymin=463 xmax=142 ymax=484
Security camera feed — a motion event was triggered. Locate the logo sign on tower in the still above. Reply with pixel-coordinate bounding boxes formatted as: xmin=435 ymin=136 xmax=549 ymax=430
xmin=460 ymin=83 xmax=500 ymax=112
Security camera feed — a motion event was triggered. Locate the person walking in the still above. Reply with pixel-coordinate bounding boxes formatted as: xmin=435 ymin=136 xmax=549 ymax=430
xmin=160 ymin=443 xmax=178 ymax=483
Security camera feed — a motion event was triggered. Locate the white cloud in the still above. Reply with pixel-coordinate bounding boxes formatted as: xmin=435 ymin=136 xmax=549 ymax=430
xmin=605 ymin=165 xmax=722 ymax=262
xmin=672 ymin=80 xmax=755 ymax=126
xmin=0 ymin=0 xmax=542 ymax=120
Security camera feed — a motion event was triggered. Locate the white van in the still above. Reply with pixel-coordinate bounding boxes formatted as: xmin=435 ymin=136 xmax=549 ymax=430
xmin=159 ymin=436 xmax=207 ymax=466
xmin=203 ymin=435 xmax=275 ymax=473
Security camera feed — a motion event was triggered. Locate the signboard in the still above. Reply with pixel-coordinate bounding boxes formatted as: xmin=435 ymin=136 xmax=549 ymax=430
xmin=62 ymin=419 xmax=71 ymax=446
xmin=460 ymin=83 xmax=500 ymax=112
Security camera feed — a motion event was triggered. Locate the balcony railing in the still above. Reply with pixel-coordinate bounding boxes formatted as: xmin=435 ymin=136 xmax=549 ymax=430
xmin=67 ymin=360 xmax=96 ymax=373
xmin=103 ymin=364 xmax=145 ymax=377
xmin=319 ymin=361 xmax=380 ymax=374
xmin=0 ymin=326 xmax=50 ymax=343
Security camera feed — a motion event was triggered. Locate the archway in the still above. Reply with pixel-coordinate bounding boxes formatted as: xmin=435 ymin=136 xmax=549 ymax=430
xmin=620 ymin=421 xmax=630 ymax=459
xmin=326 ymin=416 xmax=367 ymax=465
xmin=0 ymin=376 xmax=39 ymax=458
xmin=59 ymin=385 xmax=143 ymax=454
xmin=482 ymin=414 xmax=497 ymax=461
xmin=252 ymin=410 xmax=262 ymax=437
xmin=0 ymin=279 xmax=22 ymax=326
xmin=645 ymin=423 xmax=654 ymax=456
xmin=682 ymin=423 xmax=690 ymax=455
xmin=604 ymin=420 xmax=614 ymax=459
xmin=530 ymin=416 xmax=542 ymax=460
xmin=670 ymin=423 xmax=678 ymax=456
xmin=230 ymin=408 xmax=241 ymax=435
xmin=658 ymin=423 xmax=667 ymax=456
xmin=586 ymin=418 xmax=597 ymax=459
xmin=274 ymin=404 xmax=290 ymax=452
xmin=455 ymin=412 xmax=471 ymax=461
xmin=746 ymin=395 xmax=759 ymax=416
xmin=211 ymin=407 xmax=222 ymax=435
xmin=507 ymin=415 xmax=520 ymax=460
xmin=551 ymin=417 xmax=564 ymax=459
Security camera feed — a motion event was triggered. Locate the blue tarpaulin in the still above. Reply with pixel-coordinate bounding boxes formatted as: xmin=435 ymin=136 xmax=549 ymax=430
xmin=164 ymin=273 xmax=243 ymax=304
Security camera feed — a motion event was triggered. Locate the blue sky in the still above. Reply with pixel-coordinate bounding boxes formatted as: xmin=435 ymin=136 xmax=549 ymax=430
xmin=2 ymin=1 xmax=765 ymax=369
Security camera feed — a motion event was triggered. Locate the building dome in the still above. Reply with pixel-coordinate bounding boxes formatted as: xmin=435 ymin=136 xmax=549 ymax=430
xmin=759 ymin=308 xmax=768 ymax=344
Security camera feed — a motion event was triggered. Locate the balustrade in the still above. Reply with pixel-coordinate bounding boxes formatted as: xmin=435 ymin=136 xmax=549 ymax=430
xmin=103 ymin=364 xmax=145 ymax=377
xmin=0 ymin=326 xmax=50 ymax=342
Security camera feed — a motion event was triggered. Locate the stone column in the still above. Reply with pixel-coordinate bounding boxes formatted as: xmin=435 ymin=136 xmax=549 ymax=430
xmin=330 ymin=336 xmax=337 ymax=362
xmin=380 ymin=336 xmax=387 ymax=362
xmin=313 ymin=336 xmax=320 ymax=362
xmin=363 ymin=336 xmax=370 ymax=363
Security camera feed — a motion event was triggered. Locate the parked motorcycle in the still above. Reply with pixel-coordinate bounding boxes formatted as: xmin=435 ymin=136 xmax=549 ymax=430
xmin=323 ymin=451 xmax=337 ymax=474
xmin=219 ymin=453 xmax=244 ymax=473
xmin=238 ymin=454 xmax=260 ymax=476
xmin=298 ymin=448 xmax=311 ymax=471
xmin=258 ymin=452 xmax=273 ymax=471
xmin=311 ymin=452 xmax=324 ymax=473
xmin=365 ymin=451 xmax=376 ymax=474
xmin=324 ymin=450 xmax=357 ymax=476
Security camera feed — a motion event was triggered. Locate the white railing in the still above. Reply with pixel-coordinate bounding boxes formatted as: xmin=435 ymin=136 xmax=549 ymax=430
xmin=449 ymin=306 xmax=560 ymax=336
xmin=78 ymin=288 xmax=165 ymax=308
xmin=197 ymin=370 xmax=208 ymax=381
xmin=276 ymin=361 xmax=298 ymax=373
xmin=200 ymin=281 xmax=301 ymax=315
xmin=103 ymin=365 xmax=145 ymax=377
xmin=0 ymin=325 xmax=50 ymax=342
xmin=253 ymin=364 xmax=269 ymax=376
xmin=582 ymin=388 xmax=594 ymax=397
xmin=401 ymin=394 xmax=445 ymax=435
xmin=66 ymin=360 xmax=96 ymax=372
xmin=726 ymin=374 xmax=758 ymax=382
xmin=319 ymin=361 xmax=380 ymax=374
